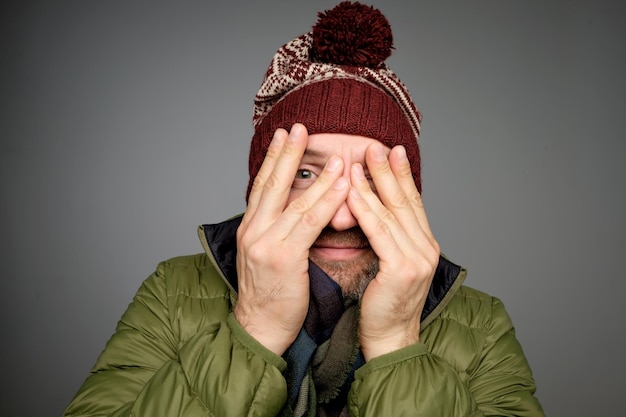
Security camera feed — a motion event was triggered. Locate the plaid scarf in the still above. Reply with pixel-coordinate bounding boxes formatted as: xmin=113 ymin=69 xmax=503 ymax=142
xmin=281 ymin=262 xmax=364 ymax=417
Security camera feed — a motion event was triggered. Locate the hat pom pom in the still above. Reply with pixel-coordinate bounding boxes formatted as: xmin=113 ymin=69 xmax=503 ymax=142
xmin=312 ymin=1 xmax=393 ymax=68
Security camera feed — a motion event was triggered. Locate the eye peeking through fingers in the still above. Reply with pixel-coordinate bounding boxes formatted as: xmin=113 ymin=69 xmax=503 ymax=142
xmin=292 ymin=168 xmax=319 ymax=189
xmin=296 ymin=169 xmax=315 ymax=180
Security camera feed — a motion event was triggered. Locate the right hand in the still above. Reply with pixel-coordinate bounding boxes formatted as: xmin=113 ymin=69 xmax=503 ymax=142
xmin=234 ymin=124 xmax=350 ymax=355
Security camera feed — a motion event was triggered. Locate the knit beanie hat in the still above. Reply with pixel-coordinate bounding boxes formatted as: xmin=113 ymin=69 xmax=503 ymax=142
xmin=247 ymin=1 xmax=422 ymax=200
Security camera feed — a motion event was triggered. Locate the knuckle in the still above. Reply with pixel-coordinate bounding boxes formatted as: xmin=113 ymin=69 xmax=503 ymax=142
xmin=281 ymin=141 xmax=301 ymax=157
xmin=288 ymin=196 xmax=310 ymax=214
xmin=246 ymin=243 xmax=265 ymax=264
xmin=396 ymin=160 xmax=413 ymax=178
xmin=374 ymin=218 xmax=391 ymax=236
xmin=248 ymin=237 xmax=268 ymax=256
xmin=400 ymin=261 xmax=420 ymax=282
xmin=322 ymin=192 xmax=336 ymax=204
xmin=265 ymin=143 xmax=282 ymax=159
xmin=301 ymin=210 xmax=320 ymax=228
xmin=251 ymin=173 xmax=265 ymax=191
xmin=377 ymin=207 xmax=396 ymax=225
xmin=357 ymin=181 xmax=373 ymax=195
xmin=411 ymin=191 xmax=425 ymax=208
xmin=237 ymin=228 xmax=253 ymax=248
xmin=263 ymin=172 xmax=281 ymax=191
xmin=389 ymin=190 xmax=410 ymax=209
xmin=375 ymin=161 xmax=392 ymax=175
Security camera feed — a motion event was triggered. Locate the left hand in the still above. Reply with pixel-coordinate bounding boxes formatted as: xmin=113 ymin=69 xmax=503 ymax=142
xmin=347 ymin=143 xmax=440 ymax=361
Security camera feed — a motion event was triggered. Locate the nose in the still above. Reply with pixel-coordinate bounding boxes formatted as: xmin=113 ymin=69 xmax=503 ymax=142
xmin=328 ymin=200 xmax=358 ymax=231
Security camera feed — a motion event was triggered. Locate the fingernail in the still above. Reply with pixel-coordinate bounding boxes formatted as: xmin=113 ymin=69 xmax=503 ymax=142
xmin=352 ymin=163 xmax=365 ymax=180
xmin=326 ymin=156 xmax=342 ymax=172
xmin=373 ymin=143 xmax=386 ymax=161
xmin=396 ymin=145 xmax=408 ymax=162
xmin=289 ymin=123 xmax=305 ymax=141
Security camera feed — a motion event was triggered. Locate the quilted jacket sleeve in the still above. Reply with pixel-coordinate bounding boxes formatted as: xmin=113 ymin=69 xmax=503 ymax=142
xmin=63 ymin=259 xmax=287 ymax=417
xmin=347 ymin=295 xmax=544 ymax=417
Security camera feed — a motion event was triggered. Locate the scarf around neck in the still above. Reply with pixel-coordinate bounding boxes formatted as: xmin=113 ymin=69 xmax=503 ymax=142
xmin=280 ymin=261 xmax=364 ymax=417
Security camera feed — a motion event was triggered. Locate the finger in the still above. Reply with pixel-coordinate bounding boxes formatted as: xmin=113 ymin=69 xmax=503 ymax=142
xmin=349 ymin=167 xmax=438 ymax=286
xmin=252 ymin=123 xmax=310 ymax=224
xmin=388 ymin=145 xmax=436 ymax=242
xmin=348 ymin=160 xmax=439 ymax=272
xmin=347 ymin=163 xmax=410 ymax=263
xmin=365 ymin=143 xmax=421 ymax=232
xmin=245 ymin=128 xmax=289 ymax=222
xmin=361 ymin=143 xmax=424 ymax=247
xmin=272 ymin=155 xmax=349 ymax=247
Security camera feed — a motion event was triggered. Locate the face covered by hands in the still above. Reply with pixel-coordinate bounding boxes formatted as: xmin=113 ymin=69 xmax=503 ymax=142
xmin=234 ymin=124 xmax=440 ymax=360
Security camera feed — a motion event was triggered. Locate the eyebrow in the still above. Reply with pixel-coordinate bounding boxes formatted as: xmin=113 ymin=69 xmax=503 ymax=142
xmin=302 ymin=148 xmax=328 ymax=160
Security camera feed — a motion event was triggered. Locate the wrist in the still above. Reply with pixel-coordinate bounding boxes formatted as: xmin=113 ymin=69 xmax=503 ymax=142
xmin=233 ymin=305 xmax=294 ymax=356
xmin=361 ymin=332 xmax=420 ymax=362
xmin=226 ymin=314 xmax=288 ymax=371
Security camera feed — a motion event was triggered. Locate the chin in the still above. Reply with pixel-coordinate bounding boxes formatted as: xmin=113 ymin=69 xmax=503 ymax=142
xmin=311 ymin=253 xmax=379 ymax=301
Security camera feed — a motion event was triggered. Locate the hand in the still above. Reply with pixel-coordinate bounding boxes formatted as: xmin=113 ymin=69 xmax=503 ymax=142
xmin=234 ymin=124 xmax=350 ymax=355
xmin=347 ymin=143 xmax=440 ymax=361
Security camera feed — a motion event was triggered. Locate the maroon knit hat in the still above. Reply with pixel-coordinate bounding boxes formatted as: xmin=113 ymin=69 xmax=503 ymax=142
xmin=247 ymin=1 xmax=422 ymax=200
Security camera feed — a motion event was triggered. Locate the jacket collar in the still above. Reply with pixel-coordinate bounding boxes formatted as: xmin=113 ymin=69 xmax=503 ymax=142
xmin=198 ymin=215 xmax=466 ymax=329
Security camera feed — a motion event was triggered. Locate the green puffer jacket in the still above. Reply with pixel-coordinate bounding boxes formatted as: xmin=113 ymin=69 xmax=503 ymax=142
xmin=64 ymin=216 xmax=544 ymax=417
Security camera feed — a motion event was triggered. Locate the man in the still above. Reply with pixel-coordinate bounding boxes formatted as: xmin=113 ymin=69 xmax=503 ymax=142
xmin=64 ymin=2 xmax=544 ymax=416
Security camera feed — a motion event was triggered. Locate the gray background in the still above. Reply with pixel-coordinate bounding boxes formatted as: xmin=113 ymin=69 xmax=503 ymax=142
xmin=1 ymin=1 xmax=625 ymax=416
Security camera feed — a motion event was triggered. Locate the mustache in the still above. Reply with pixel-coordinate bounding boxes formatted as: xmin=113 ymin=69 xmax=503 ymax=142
xmin=313 ymin=227 xmax=370 ymax=248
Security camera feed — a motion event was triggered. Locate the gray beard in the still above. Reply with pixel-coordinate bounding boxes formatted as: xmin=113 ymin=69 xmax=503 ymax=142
xmin=316 ymin=257 xmax=379 ymax=303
